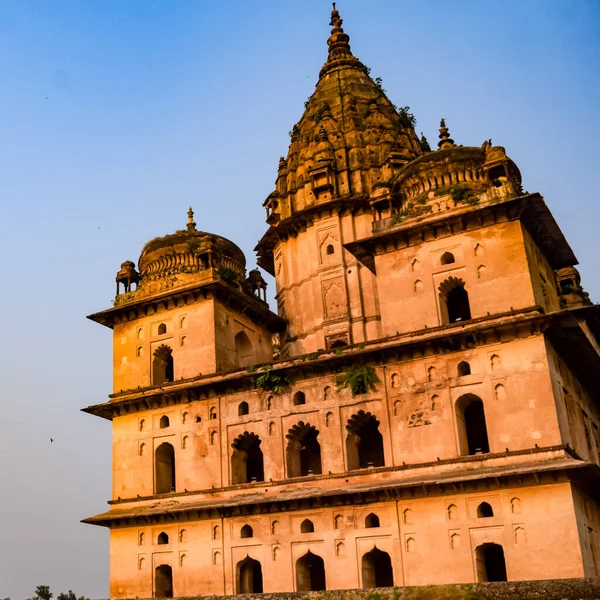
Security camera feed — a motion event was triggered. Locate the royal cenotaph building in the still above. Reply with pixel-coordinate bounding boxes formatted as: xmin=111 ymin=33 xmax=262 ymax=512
xmin=83 ymin=5 xmax=600 ymax=598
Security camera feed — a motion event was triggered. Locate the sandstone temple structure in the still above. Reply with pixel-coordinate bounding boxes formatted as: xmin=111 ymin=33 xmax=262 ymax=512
xmin=83 ymin=6 xmax=600 ymax=598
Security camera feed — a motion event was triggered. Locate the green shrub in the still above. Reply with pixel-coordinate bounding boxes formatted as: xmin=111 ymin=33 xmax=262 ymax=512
xmin=336 ymin=364 xmax=380 ymax=396
xmin=255 ymin=366 xmax=288 ymax=394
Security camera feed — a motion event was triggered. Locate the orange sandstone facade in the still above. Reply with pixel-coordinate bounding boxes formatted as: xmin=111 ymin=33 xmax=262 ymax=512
xmin=84 ymin=6 xmax=600 ymax=598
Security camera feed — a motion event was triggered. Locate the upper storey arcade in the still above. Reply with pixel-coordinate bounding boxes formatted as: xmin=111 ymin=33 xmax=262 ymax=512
xmin=88 ymin=209 xmax=284 ymax=394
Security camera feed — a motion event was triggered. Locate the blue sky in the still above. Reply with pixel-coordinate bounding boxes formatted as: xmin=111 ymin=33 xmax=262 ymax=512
xmin=0 ymin=1 xmax=598 ymax=597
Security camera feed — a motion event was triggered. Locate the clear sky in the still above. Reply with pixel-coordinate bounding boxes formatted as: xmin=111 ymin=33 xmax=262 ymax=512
xmin=0 ymin=1 xmax=598 ymax=598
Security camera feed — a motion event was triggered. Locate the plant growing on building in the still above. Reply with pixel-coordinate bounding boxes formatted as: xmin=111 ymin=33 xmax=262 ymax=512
xmin=336 ymin=364 xmax=380 ymax=396
xmin=218 ymin=267 xmax=242 ymax=286
xmin=255 ymin=366 xmax=288 ymax=394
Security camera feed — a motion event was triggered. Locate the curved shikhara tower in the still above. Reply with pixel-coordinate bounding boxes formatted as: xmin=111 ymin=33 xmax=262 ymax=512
xmin=257 ymin=5 xmax=423 ymax=355
xmin=84 ymin=5 xmax=599 ymax=599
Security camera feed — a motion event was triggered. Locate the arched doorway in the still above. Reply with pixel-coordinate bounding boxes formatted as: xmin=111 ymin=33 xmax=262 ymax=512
xmin=361 ymin=548 xmax=394 ymax=588
xmin=236 ymin=556 xmax=263 ymax=593
xmin=455 ymin=394 xmax=490 ymax=455
xmin=475 ymin=543 xmax=507 ymax=582
xmin=439 ymin=277 xmax=472 ymax=324
xmin=231 ymin=432 xmax=264 ymax=484
xmin=286 ymin=422 xmax=322 ymax=477
xmin=153 ymin=345 xmax=174 ymax=385
xmin=235 ymin=331 xmax=253 ymax=367
xmin=296 ymin=551 xmax=326 ymax=592
xmin=346 ymin=411 xmax=385 ymax=470
xmin=155 ymin=442 xmax=175 ymax=494
xmin=155 ymin=564 xmax=173 ymax=598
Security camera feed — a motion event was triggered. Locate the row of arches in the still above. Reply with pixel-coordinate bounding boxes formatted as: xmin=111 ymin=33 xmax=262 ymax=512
xmin=237 ymin=513 xmax=381 ymax=540
xmin=231 ymin=411 xmax=384 ymax=485
xmin=152 ymin=395 xmax=492 ymax=493
xmin=154 ymin=543 xmax=508 ymax=596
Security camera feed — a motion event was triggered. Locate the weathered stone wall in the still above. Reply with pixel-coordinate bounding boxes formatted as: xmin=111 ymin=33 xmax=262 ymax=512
xmin=116 ymin=578 xmax=600 ymax=600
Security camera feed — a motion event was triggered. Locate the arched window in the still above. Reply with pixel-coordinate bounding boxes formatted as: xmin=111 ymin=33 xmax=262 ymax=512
xmin=139 ymin=442 xmax=146 ymax=457
xmin=157 ymin=532 xmax=169 ymax=545
xmin=152 ymin=344 xmax=174 ymax=385
xmin=334 ymin=515 xmax=344 ymax=529
xmin=179 ymin=529 xmax=187 ymax=543
xmin=451 ymin=533 xmax=461 ymax=549
xmin=427 ymin=366 xmax=437 ymax=382
xmin=286 ymin=422 xmax=322 ymax=478
xmin=457 ymin=361 xmax=471 ymax=377
xmin=490 ymin=354 xmax=502 ymax=370
xmin=238 ymin=401 xmax=249 ymax=416
xmin=136 ymin=346 xmax=143 ymax=358
xmin=494 ymin=384 xmax=506 ymax=401
xmin=510 ymin=497 xmax=522 ymax=514
xmin=271 ymin=520 xmax=280 ymax=535
xmin=439 ymin=277 xmax=472 ymax=324
xmin=293 ymin=391 xmax=306 ymax=406
xmin=365 ymin=513 xmax=380 ymax=528
xmin=209 ymin=407 xmax=217 ymax=419
xmin=361 ymin=548 xmax=394 ymax=589
xmin=155 ymin=565 xmax=173 ymax=598
xmin=240 ymin=524 xmax=254 ymax=539
xmin=447 ymin=504 xmax=458 ymax=520
xmin=441 ymin=252 xmax=455 ymax=265
xmin=477 ymin=502 xmax=494 ymax=518
xmin=324 ymin=386 xmax=333 ymax=401
xmin=300 ymin=519 xmax=314 ymax=533
xmin=155 ymin=442 xmax=175 ymax=494
xmin=455 ymin=394 xmax=490 ymax=456
xmin=231 ymin=432 xmax=264 ymax=484
xmin=159 ymin=415 xmax=170 ymax=429
xmin=403 ymin=508 xmax=413 ymax=524
xmin=296 ymin=551 xmax=326 ymax=592
xmin=158 ymin=323 xmax=167 ymax=335
xmin=139 ymin=419 xmax=145 ymax=432
xmin=475 ymin=543 xmax=507 ymax=582
xmin=391 ymin=373 xmax=400 ymax=388
xmin=180 ymin=316 xmax=187 ymax=329
xmin=235 ymin=331 xmax=253 ymax=368
xmin=326 ymin=244 xmax=335 ymax=255
xmin=139 ymin=532 xmax=145 ymax=545
xmin=236 ymin=557 xmax=263 ymax=594
xmin=212 ymin=524 xmax=220 ymax=540
xmin=413 ymin=280 xmax=423 ymax=293
xmin=210 ymin=430 xmax=218 ymax=446
xmin=346 ymin=411 xmax=385 ymax=470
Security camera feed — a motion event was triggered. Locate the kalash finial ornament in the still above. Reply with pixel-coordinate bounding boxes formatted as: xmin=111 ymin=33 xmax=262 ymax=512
xmin=438 ymin=118 xmax=456 ymax=150
xmin=186 ymin=206 xmax=197 ymax=231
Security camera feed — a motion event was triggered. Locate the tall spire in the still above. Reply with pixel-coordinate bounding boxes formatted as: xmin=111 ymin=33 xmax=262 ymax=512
xmin=326 ymin=3 xmax=354 ymax=63
xmin=438 ymin=118 xmax=455 ymax=149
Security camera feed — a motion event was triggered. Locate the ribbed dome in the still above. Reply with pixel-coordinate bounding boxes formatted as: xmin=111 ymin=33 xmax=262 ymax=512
xmin=138 ymin=209 xmax=246 ymax=283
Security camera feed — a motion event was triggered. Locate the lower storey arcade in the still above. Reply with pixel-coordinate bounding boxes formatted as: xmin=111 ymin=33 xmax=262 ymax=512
xmin=107 ymin=480 xmax=596 ymax=598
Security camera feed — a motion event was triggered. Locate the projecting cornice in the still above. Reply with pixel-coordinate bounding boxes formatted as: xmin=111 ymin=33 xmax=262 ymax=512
xmin=81 ymin=305 xmax=600 ymax=421
xmin=87 ymin=279 xmax=285 ymax=332
xmin=344 ymin=193 xmax=577 ymax=274
xmin=81 ymin=445 xmax=594 ymax=528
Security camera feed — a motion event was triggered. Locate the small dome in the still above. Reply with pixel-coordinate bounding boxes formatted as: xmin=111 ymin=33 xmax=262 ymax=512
xmin=138 ymin=208 xmax=246 ymax=283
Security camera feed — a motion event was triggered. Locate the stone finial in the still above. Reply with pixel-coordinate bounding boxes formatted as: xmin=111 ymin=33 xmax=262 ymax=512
xmin=326 ymin=2 xmax=353 ymax=62
xmin=438 ymin=118 xmax=455 ymax=149
xmin=187 ymin=206 xmax=197 ymax=231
